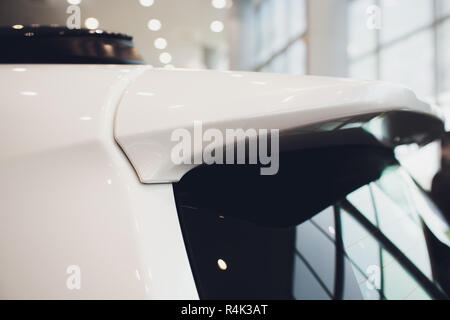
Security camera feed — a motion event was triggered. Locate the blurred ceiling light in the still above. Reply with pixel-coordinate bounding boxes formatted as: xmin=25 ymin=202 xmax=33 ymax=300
xmin=210 ymin=20 xmax=224 ymax=33
xmin=139 ymin=0 xmax=154 ymax=7
xmin=12 ymin=24 xmax=23 ymax=30
xmin=147 ymin=19 xmax=161 ymax=31
xmin=154 ymin=37 xmax=167 ymax=50
xmin=67 ymin=0 xmax=81 ymax=4
xmin=212 ymin=0 xmax=226 ymax=9
xmin=159 ymin=52 xmax=172 ymax=64
xmin=84 ymin=17 xmax=99 ymax=30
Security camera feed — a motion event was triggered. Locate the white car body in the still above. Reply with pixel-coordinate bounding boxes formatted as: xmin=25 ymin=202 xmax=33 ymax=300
xmin=0 ymin=64 xmax=444 ymax=299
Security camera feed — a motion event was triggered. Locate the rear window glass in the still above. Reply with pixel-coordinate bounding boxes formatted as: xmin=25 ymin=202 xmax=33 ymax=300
xmin=173 ymin=146 xmax=450 ymax=299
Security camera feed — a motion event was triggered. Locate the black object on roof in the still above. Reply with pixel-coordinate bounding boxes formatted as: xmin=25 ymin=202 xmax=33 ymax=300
xmin=0 ymin=25 xmax=145 ymax=64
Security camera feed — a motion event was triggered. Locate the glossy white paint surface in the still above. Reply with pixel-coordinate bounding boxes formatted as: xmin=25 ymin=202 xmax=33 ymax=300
xmin=0 ymin=65 xmax=442 ymax=299
xmin=0 ymin=65 xmax=198 ymax=299
xmin=115 ymin=69 xmax=437 ymax=183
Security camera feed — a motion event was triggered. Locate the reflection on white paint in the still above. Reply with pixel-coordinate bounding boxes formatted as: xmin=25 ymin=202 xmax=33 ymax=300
xmin=282 ymin=95 xmax=295 ymax=103
xmin=251 ymin=81 xmax=267 ymax=86
xmin=137 ymin=92 xmax=155 ymax=97
xmin=20 ymin=91 xmax=37 ymax=96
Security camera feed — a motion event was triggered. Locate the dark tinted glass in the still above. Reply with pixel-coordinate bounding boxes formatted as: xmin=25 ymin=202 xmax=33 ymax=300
xmin=174 ymin=146 xmax=450 ymax=300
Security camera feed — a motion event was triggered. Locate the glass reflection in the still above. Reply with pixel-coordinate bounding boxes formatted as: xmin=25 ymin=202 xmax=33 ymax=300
xmin=175 ymin=152 xmax=450 ymax=300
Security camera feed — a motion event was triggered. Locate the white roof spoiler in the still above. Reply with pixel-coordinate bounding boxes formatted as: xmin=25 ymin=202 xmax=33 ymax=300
xmin=114 ymin=69 xmax=443 ymax=183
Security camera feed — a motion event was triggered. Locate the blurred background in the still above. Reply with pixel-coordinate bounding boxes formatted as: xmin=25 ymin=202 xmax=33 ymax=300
xmin=1 ymin=0 xmax=449 ymax=188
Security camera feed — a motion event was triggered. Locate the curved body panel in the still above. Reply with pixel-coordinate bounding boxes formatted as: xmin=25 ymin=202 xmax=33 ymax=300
xmin=0 ymin=65 xmax=446 ymax=299
xmin=114 ymin=69 xmax=439 ymax=183
xmin=0 ymin=65 xmax=197 ymax=299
